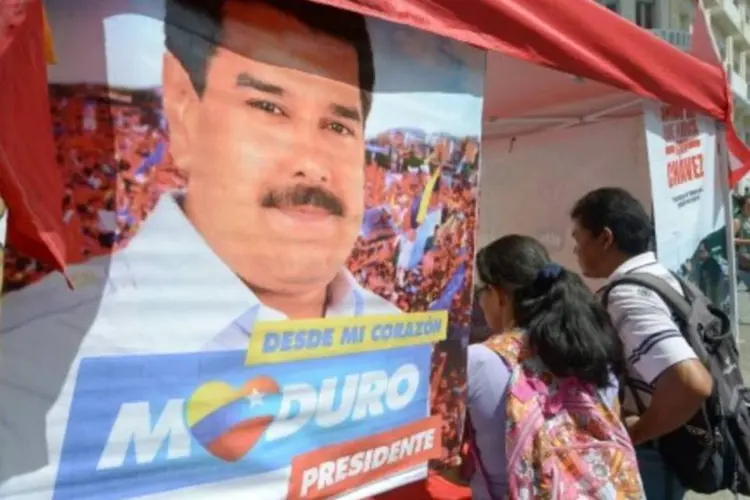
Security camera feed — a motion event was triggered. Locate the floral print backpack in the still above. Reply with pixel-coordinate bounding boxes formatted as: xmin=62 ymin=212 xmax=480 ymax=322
xmin=476 ymin=333 xmax=644 ymax=499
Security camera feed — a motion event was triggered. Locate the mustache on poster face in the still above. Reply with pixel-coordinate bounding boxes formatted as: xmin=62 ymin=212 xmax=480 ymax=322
xmin=261 ymin=184 xmax=345 ymax=217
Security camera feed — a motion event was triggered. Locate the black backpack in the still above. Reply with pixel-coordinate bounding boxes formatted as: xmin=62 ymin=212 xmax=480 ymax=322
xmin=601 ymin=272 xmax=750 ymax=495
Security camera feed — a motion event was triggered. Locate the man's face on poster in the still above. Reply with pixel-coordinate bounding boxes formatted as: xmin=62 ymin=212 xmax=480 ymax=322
xmin=164 ymin=1 xmax=365 ymax=294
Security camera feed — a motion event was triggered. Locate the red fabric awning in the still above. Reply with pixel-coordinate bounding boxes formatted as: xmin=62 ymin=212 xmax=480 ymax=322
xmin=0 ymin=0 xmax=68 ymax=275
xmin=312 ymin=0 xmax=728 ymax=120
xmin=1 ymin=0 xmax=747 ymax=274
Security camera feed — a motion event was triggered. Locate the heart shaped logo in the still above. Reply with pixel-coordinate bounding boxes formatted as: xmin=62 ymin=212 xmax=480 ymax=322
xmin=185 ymin=376 xmax=281 ymax=462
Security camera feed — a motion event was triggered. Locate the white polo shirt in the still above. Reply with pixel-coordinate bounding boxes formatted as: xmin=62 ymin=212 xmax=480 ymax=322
xmin=605 ymin=251 xmax=698 ymax=414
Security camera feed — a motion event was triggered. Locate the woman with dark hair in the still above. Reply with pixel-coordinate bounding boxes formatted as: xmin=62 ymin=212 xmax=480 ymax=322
xmin=466 ymin=234 xmax=642 ymax=499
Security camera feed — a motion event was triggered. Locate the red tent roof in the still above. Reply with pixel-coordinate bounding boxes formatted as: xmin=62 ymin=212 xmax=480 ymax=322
xmin=0 ymin=0 xmax=745 ymax=273
xmin=314 ymin=0 xmax=729 ymax=119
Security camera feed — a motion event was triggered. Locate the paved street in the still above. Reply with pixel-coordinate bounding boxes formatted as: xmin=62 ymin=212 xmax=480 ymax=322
xmin=686 ymin=289 xmax=750 ymax=500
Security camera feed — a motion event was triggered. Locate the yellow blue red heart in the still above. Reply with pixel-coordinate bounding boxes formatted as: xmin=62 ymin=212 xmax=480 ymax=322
xmin=185 ymin=376 xmax=280 ymax=461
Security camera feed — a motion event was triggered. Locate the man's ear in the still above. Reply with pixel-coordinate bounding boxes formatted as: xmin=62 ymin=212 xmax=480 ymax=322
xmin=162 ymin=51 xmax=199 ymax=170
xmin=600 ymin=227 xmax=615 ymax=251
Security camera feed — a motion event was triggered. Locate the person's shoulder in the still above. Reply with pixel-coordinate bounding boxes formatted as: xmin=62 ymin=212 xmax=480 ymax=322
xmin=647 ymin=260 xmax=680 ymax=281
xmin=468 ymin=343 xmax=499 ymax=367
xmin=606 ymin=280 xmax=661 ymax=306
xmin=639 ymin=262 xmax=685 ymax=299
xmin=467 ymin=343 xmax=509 ymax=398
xmin=467 ymin=344 xmax=500 ymax=383
xmin=605 ymin=280 xmax=674 ymax=327
xmin=608 ymin=264 xmax=679 ymax=307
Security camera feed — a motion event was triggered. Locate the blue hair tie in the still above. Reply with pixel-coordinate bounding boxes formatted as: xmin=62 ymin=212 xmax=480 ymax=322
xmin=538 ymin=263 xmax=563 ymax=281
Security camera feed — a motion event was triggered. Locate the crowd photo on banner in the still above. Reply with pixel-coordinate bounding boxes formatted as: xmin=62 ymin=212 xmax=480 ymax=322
xmin=0 ymin=0 xmax=483 ymax=499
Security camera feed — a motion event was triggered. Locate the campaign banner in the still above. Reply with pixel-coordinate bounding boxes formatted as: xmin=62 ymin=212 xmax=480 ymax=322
xmin=643 ymin=101 xmax=729 ymax=312
xmin=0 ymin=0 xmax=484 ymax=498
xmin=57 ymin=345 xmax=436 ymax=500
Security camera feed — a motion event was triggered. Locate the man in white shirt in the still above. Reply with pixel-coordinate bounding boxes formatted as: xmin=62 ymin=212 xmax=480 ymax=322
xmin=0 ymin=1 xmax=409 ymax=498
xmin=570 ymin=187 xmax=713 ymax=499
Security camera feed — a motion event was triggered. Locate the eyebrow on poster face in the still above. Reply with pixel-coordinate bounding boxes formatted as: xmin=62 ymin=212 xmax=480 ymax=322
xmin=330 ymin=103 xmax=361 ymax=124
xmin=236 ymin=72 xmax=284 ymax=95
xmin=236 ymin=72 xmax=362 ymax=124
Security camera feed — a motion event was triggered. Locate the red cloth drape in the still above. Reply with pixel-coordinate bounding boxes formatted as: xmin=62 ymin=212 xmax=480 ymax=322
xmin=0 ymin=0 xmax=68 ymax=274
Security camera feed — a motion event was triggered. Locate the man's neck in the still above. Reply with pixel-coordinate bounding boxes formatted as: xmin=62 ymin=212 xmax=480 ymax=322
xmin=602 ymin=251 xmax=638 ymax=278
xmin=253 ymin=287 xmax=330 ymax=320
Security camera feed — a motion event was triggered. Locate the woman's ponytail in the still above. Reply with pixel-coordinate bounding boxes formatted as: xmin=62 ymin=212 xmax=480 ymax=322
xmin=512 ymin=265 xmax=624 ymax=388
xmin=476 ymin=235 xmax=624 ymax=388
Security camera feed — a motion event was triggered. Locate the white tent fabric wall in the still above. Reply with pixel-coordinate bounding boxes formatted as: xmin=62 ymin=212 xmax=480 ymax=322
xmin=478 ymin=116 xmax=651 ymax=291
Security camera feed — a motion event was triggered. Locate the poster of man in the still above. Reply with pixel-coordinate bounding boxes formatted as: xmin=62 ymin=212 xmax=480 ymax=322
xmin=0 ymin=1 xmax=484 ymax=498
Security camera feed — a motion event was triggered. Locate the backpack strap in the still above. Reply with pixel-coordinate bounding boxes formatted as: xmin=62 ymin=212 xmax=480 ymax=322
xmin=600 ymin=272 xmax=691 ymax=323
xmin=599 ymin=272 xmax=691 ymax=416
xmin=482 ymin=331 xmax=527 ymax=368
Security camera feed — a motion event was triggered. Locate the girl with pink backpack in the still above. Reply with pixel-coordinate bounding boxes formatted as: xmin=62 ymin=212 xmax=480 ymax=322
xmin=465 ymin=235 xmax=644 ymax=499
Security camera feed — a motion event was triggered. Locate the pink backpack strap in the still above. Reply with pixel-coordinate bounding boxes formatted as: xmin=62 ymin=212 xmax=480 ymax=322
xmin=504 ymin=369 xmax=547 ymax=480
xmin=482 ymin=331 xmax=527 ymax=367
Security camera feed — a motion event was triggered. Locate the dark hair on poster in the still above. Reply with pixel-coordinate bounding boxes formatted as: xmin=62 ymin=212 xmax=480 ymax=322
xmin=164 ymin=0 xmax=375 ymax=118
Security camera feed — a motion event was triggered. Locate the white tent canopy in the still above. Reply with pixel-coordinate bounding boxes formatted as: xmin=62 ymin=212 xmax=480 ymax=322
xmin=483 ymin=52 xmax=643 ymax=140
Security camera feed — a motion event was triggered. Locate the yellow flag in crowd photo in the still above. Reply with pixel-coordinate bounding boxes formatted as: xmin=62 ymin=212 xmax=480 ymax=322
xmin=416 ymin=165 xmax=442 ymax=224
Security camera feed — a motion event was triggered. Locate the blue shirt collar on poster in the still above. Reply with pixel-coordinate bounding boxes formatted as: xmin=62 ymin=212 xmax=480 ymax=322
xmin=117 ymin=193 xmax=367 ymax=351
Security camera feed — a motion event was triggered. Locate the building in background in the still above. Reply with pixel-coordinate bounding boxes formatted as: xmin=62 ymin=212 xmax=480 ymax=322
xmin=598 ymin=0 xmax=750 ymax=148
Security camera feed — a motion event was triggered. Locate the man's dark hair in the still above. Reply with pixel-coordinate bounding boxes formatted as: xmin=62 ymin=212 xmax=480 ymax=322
xmin=164 ymin=0 xmax=375 ymax=120
xmin=570 ymin=187 xmax=653 ymax=256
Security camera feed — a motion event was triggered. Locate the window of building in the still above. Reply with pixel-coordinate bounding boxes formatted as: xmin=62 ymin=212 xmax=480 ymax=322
xmin=679 ymin=13 xmax=691 ymax=32
xmin=636 ymin=0 xmax=656 ymax=29
xmin=598 ymin=0 xmax=618 ymax=13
